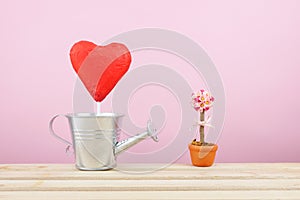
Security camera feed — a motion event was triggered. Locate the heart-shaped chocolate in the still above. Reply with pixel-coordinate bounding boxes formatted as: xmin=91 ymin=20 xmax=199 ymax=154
xmin=70 ymin=41 xmax=131 ymax=102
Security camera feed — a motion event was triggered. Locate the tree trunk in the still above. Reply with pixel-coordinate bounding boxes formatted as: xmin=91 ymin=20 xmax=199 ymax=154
xmin=200 ymin=111 xmax=205 ymax=144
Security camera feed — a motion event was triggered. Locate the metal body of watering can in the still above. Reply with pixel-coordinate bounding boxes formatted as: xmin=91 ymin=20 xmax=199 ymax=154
xmin=49 ymin=113 xmax=158 ymax=170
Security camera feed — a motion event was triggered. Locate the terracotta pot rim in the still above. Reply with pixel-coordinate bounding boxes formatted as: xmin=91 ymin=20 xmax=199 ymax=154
xmin=188 ymin=143 xmax=218 ymax=152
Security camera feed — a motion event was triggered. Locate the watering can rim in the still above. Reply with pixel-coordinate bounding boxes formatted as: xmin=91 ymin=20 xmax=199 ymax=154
xmin=65 ymin=112 xmax=124 ymax=118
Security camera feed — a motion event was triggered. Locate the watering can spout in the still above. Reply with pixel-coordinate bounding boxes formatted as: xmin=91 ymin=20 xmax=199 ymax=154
xmin=115 ymin=120 xmax=159 ymax=155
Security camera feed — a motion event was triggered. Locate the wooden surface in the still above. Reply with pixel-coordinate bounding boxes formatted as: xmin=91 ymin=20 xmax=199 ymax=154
xmin=0 ymin=163 xmax=299 ymax=199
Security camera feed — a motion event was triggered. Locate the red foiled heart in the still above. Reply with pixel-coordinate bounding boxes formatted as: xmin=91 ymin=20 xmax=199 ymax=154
xmin=70 ymin=41 xmax=131 ymax=102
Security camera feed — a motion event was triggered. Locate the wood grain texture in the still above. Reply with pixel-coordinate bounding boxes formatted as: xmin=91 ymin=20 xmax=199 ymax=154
xmin=0 ymin=163 xmax=299 ymax=199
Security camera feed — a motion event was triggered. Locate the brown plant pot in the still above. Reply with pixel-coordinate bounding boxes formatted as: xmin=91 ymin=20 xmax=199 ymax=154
xmin=188 ymin=143 xmax=218 ymax=167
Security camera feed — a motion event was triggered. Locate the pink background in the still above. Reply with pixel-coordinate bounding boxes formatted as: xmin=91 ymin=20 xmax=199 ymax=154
xmin=1 ymin=0 xmax=300 ymax=164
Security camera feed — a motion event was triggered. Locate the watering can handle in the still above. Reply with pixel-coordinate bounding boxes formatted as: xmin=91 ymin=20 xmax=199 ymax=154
xmin=49 ymin=115 xmax=72 ymax=146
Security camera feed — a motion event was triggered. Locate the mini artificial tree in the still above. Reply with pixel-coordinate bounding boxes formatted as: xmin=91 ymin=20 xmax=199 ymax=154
xmin=191 ymin=89 xmax=214 ymax=145
xmin=189 ymin=89 xmax=218 ymax=167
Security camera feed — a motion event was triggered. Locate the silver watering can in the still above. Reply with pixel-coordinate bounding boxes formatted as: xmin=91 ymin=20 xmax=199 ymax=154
xmin=49 ymin=113 xmax=158 ymax=170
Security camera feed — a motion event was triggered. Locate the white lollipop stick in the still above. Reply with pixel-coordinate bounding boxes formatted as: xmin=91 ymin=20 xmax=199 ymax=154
xmin=96 ymin=102 xmax=101 ymax=115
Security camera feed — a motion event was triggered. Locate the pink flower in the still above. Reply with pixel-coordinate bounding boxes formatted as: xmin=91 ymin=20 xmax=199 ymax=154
xmin=191 ymin=89 xmax=214 ymax=112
